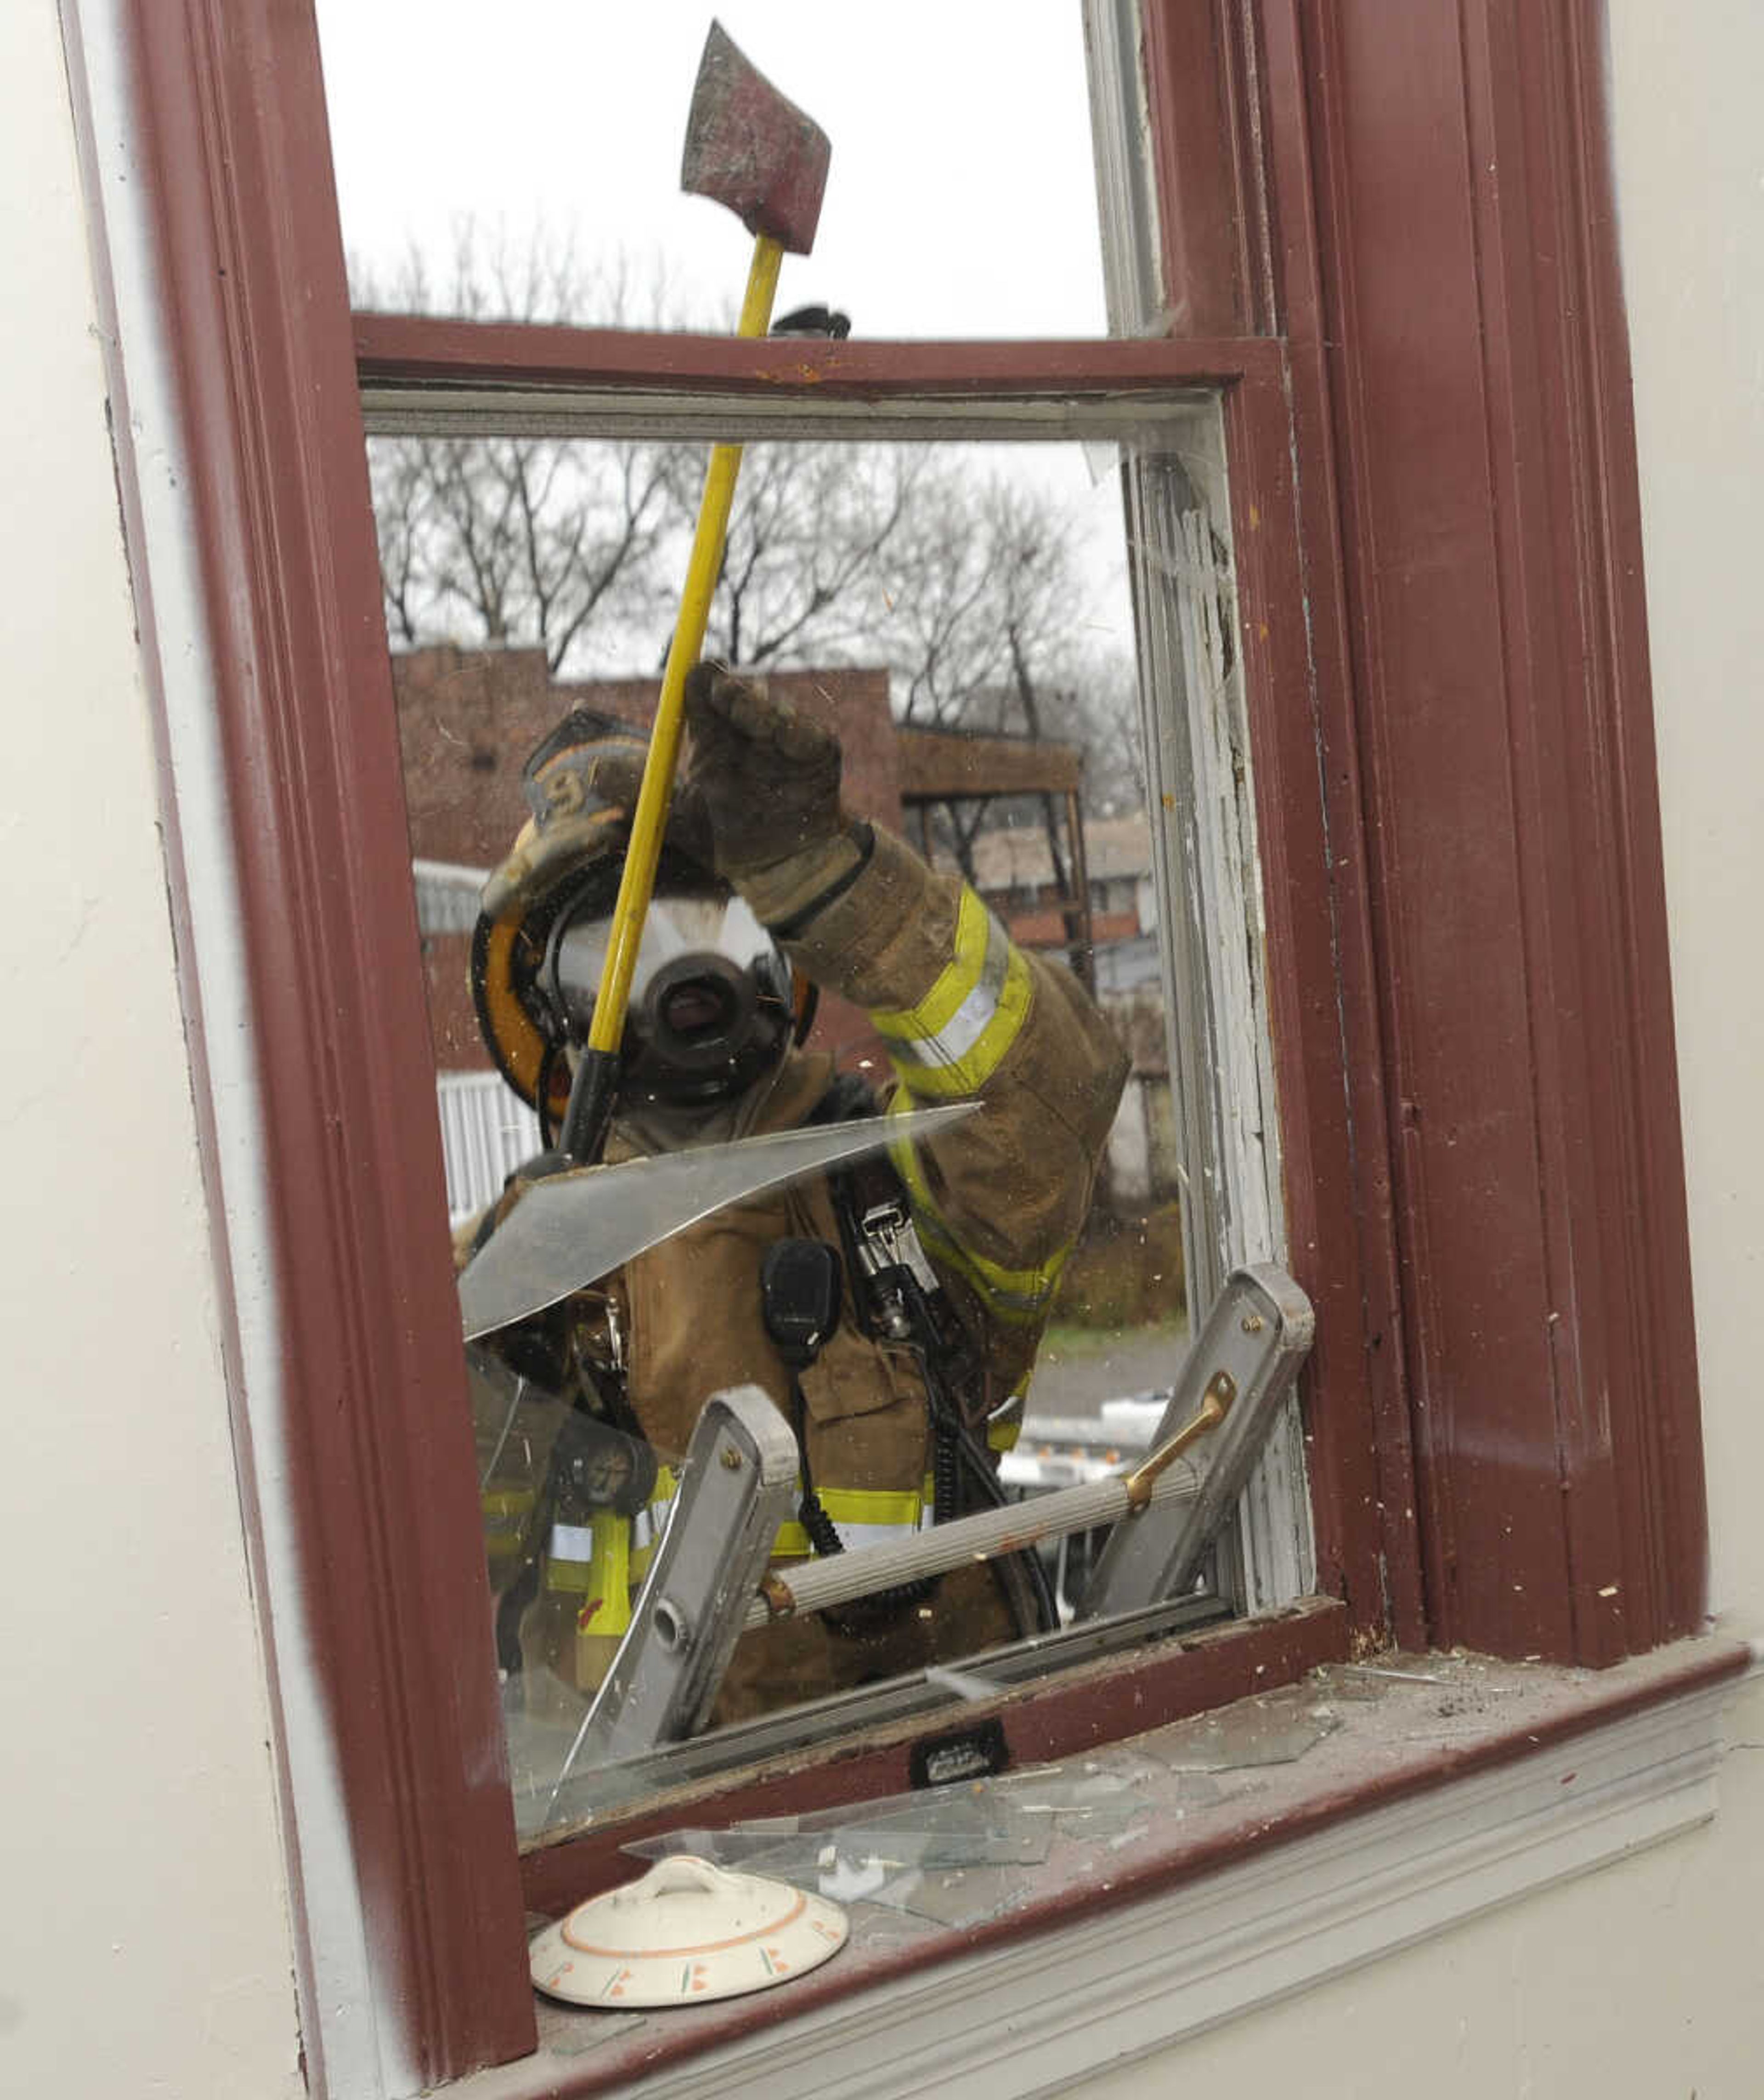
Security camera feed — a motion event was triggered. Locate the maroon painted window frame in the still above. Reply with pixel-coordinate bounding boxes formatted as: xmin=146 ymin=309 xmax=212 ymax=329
xmin=114 ymin=0 xmax=1707 ymax=2087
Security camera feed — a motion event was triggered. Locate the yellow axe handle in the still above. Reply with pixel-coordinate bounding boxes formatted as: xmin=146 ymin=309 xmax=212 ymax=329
xmin=585 ymin=232 xmax=785 ymax=1058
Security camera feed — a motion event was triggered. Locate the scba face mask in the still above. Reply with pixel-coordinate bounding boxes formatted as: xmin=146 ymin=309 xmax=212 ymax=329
xmin=543 ymin=883 xmax=797 ymax=1109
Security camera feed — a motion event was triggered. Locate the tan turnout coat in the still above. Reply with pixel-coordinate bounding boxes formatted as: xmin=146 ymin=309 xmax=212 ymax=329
xmin=481 ymin=826 xmax=1128 ymax=1723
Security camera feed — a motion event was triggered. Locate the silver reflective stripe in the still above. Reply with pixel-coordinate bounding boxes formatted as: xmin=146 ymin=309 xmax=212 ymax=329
xmin=633 ymin=1501 xmax=672 ymax=1551
xmin=884 ymin=912 xmax=1013 ymax=1071
xmin=548 ymin=1521 xmax=594 ymax=1562
xmin=826 ymin=1518 xmax=922 ymax=1551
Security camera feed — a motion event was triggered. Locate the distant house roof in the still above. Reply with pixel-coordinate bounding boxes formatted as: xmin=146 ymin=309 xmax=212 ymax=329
xmin=965 ymin=813 xmax=1153 ymax=892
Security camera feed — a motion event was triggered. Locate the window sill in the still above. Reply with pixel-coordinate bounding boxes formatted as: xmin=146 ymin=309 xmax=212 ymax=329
xmin=453 ymin=1632 xmax=1749 ymax=2099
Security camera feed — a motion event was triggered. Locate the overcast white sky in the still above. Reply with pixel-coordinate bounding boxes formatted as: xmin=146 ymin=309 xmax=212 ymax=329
xmin=315 ymin=3 xmax=1110 ymax=338
xmin=315 ymin=5 xmax=1138 ymax=666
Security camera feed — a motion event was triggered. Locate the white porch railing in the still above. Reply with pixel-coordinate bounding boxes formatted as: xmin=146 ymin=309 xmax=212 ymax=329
xmin=435 ymin=1070 xmax=542 ymax=1223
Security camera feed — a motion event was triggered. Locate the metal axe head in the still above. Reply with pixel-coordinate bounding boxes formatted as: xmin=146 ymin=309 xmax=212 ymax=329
xmin=681 ymin=21 xmax=830 ymax=255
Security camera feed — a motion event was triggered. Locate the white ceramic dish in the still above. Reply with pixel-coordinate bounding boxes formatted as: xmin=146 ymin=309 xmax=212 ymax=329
xmin=529 ymin=1854 xmax=849 ymax=2009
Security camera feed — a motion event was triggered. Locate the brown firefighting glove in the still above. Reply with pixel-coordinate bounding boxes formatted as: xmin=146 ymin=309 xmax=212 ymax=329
xmin=682 ymin=662 xmax=866 ymax=928
xmin=682 ymin=662 xmax=842 ymax=874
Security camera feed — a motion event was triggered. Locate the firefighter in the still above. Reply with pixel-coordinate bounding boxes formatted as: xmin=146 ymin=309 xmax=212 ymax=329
xmin=468 ymin=663 xmax=1128 ymax=1726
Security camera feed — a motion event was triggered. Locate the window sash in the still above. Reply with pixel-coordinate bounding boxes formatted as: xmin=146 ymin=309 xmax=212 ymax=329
xmin=359 ymin=318 xmax=1369 ymax=1888
xmin=355 ymin=353 xmax=1323 ymax=1819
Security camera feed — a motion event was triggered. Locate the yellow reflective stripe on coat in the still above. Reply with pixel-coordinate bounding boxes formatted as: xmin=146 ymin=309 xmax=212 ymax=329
xmin=543 ymin=1512 xmax=633 ymax=1635
xmin=771 ymin=1482 xmax=924 ymax=1559
xmin=870 ymin=888 xmax=1033 ymax=1098
xmin=886 ymin=1095 xmax=1071 ymax=1327
xmin=481 ymin=1485 xmax=534 ymax=1562
xmin=584 ymin=1510 xmax=632 ymax=1636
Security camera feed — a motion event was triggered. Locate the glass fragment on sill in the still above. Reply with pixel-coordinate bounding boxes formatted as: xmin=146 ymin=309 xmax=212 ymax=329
xmin=616 ymin=1754 xmax=1189 ymax=1929
xmin=606 ymin=1701 xmax=1344 ymax=1939
xmin=622 ymin=1822 xmax=803 ymax=1866
xmin=1308 ymin=1669 xmax=1391 ymax=1704
xmin=803 ymin=1803 xmax=1052 ymax=1870
xmin=986 ymin=1748 xmax=1165 ymax=1837
xmin=1052 ymin=1804 xmax=1153 ymax=1841
xmin=1141 ymin=1684 xmax=1341 ymax=1772
xmin=616 ymin=1741 xmax=1245 ymax=1931
xmin=621 ymin=1752 xmax=1190 ymax=1884
xmin=628 ymin=1833 xmax=1041 ymax=1934
xmin=883 ymin=1865 xmax=1036 ymax=1930
xmin=629 ymin=1796 xmax=1053 ymax=1878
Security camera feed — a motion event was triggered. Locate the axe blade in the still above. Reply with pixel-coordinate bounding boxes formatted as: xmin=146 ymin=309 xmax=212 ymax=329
xmin=681 ymin=20 xmax=830 ymax=255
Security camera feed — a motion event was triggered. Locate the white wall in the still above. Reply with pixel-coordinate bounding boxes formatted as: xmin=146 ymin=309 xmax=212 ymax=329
xmin=1609 ymin=0 xmax=1764 ymax=1634
xmin=0 ymin=7 xmax=301 ymax=2094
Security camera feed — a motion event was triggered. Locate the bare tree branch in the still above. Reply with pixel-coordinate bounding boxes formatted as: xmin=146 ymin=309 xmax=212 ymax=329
xmin=356 ymin=231 xmax=1144 ymax=841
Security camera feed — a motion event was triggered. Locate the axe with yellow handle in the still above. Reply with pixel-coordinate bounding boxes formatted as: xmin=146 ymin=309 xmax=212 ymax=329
xmin=556 ymin=22 xmax=831 ymax=1164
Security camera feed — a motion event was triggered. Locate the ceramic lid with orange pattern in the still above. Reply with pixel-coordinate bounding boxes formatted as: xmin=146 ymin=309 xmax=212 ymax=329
xmin=529 ymin=1854 xmax=849 ymax=2009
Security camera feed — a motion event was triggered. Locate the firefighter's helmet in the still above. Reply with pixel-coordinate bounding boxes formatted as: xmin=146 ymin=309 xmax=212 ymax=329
xmin=471 ymin=708 xmax=810 ymax=1133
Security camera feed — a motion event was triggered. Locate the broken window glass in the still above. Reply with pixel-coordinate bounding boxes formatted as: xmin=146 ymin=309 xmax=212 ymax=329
xmin=599 ymin=1707 xmax=1345 ymax=1934
xmin=368 ymin=384 xmax=1301 ymax=1834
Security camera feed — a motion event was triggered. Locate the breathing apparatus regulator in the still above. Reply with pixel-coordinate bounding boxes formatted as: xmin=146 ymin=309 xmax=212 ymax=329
xmin=470 ymin=708 xmax=815 ymax=1141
